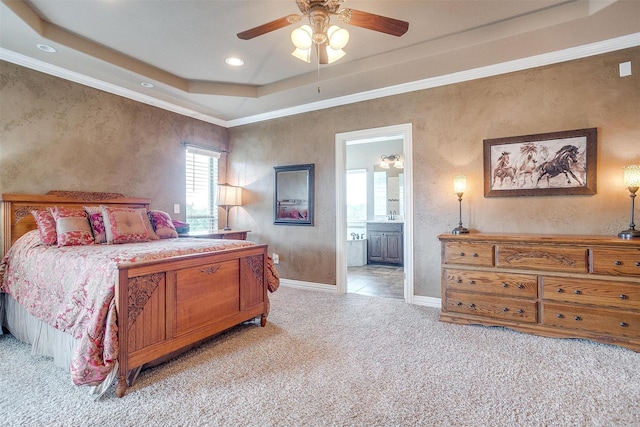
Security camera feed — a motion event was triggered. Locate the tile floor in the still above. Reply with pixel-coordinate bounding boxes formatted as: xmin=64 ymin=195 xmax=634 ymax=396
xmin=347 ymin=264 xmax=404 ymax=299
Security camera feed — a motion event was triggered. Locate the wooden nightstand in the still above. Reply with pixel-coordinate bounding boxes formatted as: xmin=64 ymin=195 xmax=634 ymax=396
xmin=178 ymin=229 xmax=250 ymax=240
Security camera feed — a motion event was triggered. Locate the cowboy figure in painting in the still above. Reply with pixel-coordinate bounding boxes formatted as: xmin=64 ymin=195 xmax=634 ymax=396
xmin=536 ymin=144 xmax=583 ymax=187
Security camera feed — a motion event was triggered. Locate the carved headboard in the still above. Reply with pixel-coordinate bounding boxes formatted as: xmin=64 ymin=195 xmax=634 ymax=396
xmin=1 ymin=191 xmax=151 ymax=256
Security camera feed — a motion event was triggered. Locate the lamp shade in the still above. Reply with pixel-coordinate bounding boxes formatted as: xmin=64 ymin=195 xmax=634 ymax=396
xmin=453 ymin=175 xmax=467 ymax=194
xmin=623 ymin=165 xmax=640 ymax=188
xmin=216 ymin=184 xmax=242 ymax=206
xmin=291 ymin=25 xmax=313 ymax=49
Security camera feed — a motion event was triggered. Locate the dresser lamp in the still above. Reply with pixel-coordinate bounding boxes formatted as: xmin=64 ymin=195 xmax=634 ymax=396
xmin=618 ymin=165 xmax=640 ymax=239
xmin=452 ymin=175 xmax=469 ymax=234
xmin=216 ymin=184 xmax=242 ymax=231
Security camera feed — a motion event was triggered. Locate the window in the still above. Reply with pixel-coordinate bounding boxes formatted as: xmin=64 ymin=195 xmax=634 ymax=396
xmin=346 ymin=169 xmax=367 ymax=221
xmin=186 ymin=146 xmax=220 ymax=231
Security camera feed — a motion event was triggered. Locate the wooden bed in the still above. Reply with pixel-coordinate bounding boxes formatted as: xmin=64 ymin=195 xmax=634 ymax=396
xmin=1 ymin=191 xmax=269 ymax=397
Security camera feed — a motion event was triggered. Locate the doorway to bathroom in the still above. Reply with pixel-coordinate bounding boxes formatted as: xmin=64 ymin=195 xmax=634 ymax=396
xmin=335 ymin=124 xmax=413 ymax=302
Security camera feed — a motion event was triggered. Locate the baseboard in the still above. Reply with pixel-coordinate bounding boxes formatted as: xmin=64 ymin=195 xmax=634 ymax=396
xmin=411 ymin=295 xmax=442 ymax=309
xmin=279 ymin=278 xmax=443 ymax=309
xmin=279 ymin=278 xmax=337 ymax=293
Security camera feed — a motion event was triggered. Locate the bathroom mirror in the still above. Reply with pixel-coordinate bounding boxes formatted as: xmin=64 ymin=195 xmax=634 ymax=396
xmin=274 ymin=164 xmax=314 ymax=226
xmin=373 ymin=165 xmax=404 ymax=219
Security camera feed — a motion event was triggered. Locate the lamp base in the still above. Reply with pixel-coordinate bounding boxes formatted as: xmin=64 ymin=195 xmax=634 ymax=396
xmin=618 ymin=228 xmax=640 ymax=239
xmin=452 ymin=226 xmax=469 ymax=235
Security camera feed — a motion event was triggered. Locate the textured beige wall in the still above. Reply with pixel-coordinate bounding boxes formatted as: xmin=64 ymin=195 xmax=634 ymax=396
xmin=229 ymin=47 xmax=640 ymax=296
xmin=1 ymin=48 xmax=638 ymax=298
xmin=0 ymin=60 xmax=229 ymax=218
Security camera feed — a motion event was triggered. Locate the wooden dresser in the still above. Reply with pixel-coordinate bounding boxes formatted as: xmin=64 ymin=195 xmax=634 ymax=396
xmin=438 ymin=233 xmax=640 ymax=352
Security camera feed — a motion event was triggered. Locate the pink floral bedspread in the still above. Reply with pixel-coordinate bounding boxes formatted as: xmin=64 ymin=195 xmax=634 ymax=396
xmin=0 ymin=230 xmax=255 ymax=386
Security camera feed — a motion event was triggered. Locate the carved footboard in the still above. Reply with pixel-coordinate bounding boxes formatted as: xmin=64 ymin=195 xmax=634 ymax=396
xmin=114 ymin=244 xmax=269 ymax=397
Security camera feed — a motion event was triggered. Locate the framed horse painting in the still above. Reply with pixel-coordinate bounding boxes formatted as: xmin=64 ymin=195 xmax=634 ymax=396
xmin=483 ymin=128 xmax=597 ymax=197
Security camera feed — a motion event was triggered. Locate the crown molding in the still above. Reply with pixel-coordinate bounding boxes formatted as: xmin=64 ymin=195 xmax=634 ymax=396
xmin=227 ymin=32 xmax=640 ymax=127
xmin=2 ymin=32 xmax=639 ymax=129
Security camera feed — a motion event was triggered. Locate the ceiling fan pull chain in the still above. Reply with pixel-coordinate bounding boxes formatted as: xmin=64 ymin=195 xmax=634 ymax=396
xmin=317 ymin=43 xmax=321 ymax=94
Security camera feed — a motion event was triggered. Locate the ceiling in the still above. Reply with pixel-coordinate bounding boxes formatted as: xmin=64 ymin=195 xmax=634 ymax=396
xmin=1 ymin=0 xmax=639 ymax=127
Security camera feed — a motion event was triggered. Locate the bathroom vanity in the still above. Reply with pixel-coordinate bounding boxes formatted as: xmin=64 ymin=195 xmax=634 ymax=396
xmin=367 ymin=222 xmax=403 ymax=266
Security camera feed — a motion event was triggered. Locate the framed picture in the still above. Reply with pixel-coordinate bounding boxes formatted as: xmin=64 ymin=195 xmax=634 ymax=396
xmin=483 ymin=128 xmax=597 ymax=197
xmin=274 ymin=164 xmax=314 ymax=225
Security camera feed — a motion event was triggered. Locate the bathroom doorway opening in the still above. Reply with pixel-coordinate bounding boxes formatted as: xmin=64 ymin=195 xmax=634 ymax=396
xmin=335 ymin=124 xmax=413 ymax=302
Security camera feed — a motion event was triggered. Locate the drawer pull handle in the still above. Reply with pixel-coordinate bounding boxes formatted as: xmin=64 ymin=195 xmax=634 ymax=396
xmin=469 ymin=280 xmax=476 ymax=285
xmin=518 ymin=309 xmax=524 ymax=314
xmin=557 ymin=314 xmax=564 ymax=319
xmin=472 ymin=253 xmax=478 ymax=257
xmin=517 ymin=284 xmax=524 ymax=289
xmin=620 ymin=294 xmax=628 ymax=300
xmin=614 ymin=260 xmax=622 ymax=266
xmin=456 ymin=278 xmax=462 ymax=283
xmin=620 ymin=322 xmax=628 ymax=328
xmin=574 ymin=316 xmax=581 ymax=321
xmin=574 ymin=290 xmax=581 ymax=295
xmin=469 ymin=303 xmax=476 ymax=309
xmin=459 ymin=252 xmax=465 ymax=256
xmin=636 ymin=262 xmax=640 ymax=267
xmin=457 ymin=302 xmax=463 ymax=306
xmin=557 ymin=288 xmax=563 ymax=293
xmin=502 ymin=307 xmax=509 ymax=312
xmin=503 ymin=283 xmax=508 ymax=288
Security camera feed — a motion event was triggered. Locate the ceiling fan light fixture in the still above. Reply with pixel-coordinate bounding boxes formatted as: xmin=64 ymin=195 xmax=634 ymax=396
xmin=291 ymin=47 xmax=311 ymax=63
xmin=327 ymin=25 xmax=349 ymax=50
xmin=291 ymin=25 xmax=313 ymax=49
xmin=325 ymin=46 xmax=345 ymax=64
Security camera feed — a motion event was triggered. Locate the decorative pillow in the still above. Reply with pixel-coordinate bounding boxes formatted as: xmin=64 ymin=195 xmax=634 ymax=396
xmin=135 ymin=208 xmax=160 ymax=240
xmin=84 ymin=206 xmax=107 ymax=244
xmin=101 ymin=206 xmax=150 ymax=244
xmin=148 ymin=210 xmax=179 ymax=239
xmin=48 ymin=206 xmax=94 ymax=247
xmin=31 ymin=209 xmax=57 ymax=245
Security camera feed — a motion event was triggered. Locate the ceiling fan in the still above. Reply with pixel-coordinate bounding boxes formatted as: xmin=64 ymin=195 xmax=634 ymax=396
xmin=237 ymin=0 xmax=409 ymax=64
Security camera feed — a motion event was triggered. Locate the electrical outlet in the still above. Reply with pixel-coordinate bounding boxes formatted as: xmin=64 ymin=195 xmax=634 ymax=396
xmin=173 ymin=204 xmax=180 ymax=214
xmin=272 ymin=253 xmax=279 ymax=264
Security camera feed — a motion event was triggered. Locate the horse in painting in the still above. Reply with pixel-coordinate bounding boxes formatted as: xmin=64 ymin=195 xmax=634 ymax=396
xmin=513 ymin=143 xmax=539 ymax=188
xmin=492 ymin=151 xmax=516 ymax=187
xmin=536 ymin=145 xmax=583 ymax=187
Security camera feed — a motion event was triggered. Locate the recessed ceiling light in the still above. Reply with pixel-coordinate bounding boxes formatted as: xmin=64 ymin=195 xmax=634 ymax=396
xmin=140 ymin=82 xmax=154 ymax=88
xmin=36 ymin=44 xmax=56 ymax=53
xmin=225 ymin=57 xmax=245 ymax=67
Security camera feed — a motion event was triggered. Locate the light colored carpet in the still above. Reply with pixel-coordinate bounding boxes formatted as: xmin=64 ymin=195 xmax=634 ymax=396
xmin=1 ymin=286 xmax=639 ymax=426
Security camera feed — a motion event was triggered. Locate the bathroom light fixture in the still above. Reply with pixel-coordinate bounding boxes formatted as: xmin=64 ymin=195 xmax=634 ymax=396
xmin=618 ymin=165 xmax=640 ymax=239
xmin=379 ymin=154 xmax=403 ymax=169
xmin=140 ymin=82 xmax=154 ymax=88
xmin=216 ymin=184 xmax=243 ymax=231
xmin=452 ymin=175 xmax=469 ymax=234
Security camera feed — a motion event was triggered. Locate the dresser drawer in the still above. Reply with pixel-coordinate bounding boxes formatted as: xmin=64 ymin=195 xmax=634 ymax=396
xmin=444 ymin=269 xmax=537 ymax=298
xmin=591 ymin=248 xmax=640 ymax=276
xmin=496 ymin=245 xmax=587 ymax=273
xmin=542 ymin=277 xmax=640 ymax=310
xmin=446 ymin=291 xmax=537 ymax=323
xmin=543 ymin=303 xmax=640 ymax=338
xmin=443 ymin=242 xmax=494 ymax=267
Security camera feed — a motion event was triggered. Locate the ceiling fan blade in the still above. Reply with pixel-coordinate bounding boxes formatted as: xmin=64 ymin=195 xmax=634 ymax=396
xmin=237 ymin=15 xmax=301 ymax=40
xmin=343 ymin=9 xmax=409 ymax=37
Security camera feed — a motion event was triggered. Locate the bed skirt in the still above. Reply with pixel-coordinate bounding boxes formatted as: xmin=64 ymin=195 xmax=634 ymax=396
xmin=0 ymin=293 xmax=116 ymax=397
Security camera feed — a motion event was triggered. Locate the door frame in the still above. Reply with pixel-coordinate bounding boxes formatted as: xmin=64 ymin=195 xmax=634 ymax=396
xmin=335 ymin=123 xmax=414 ymax=302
